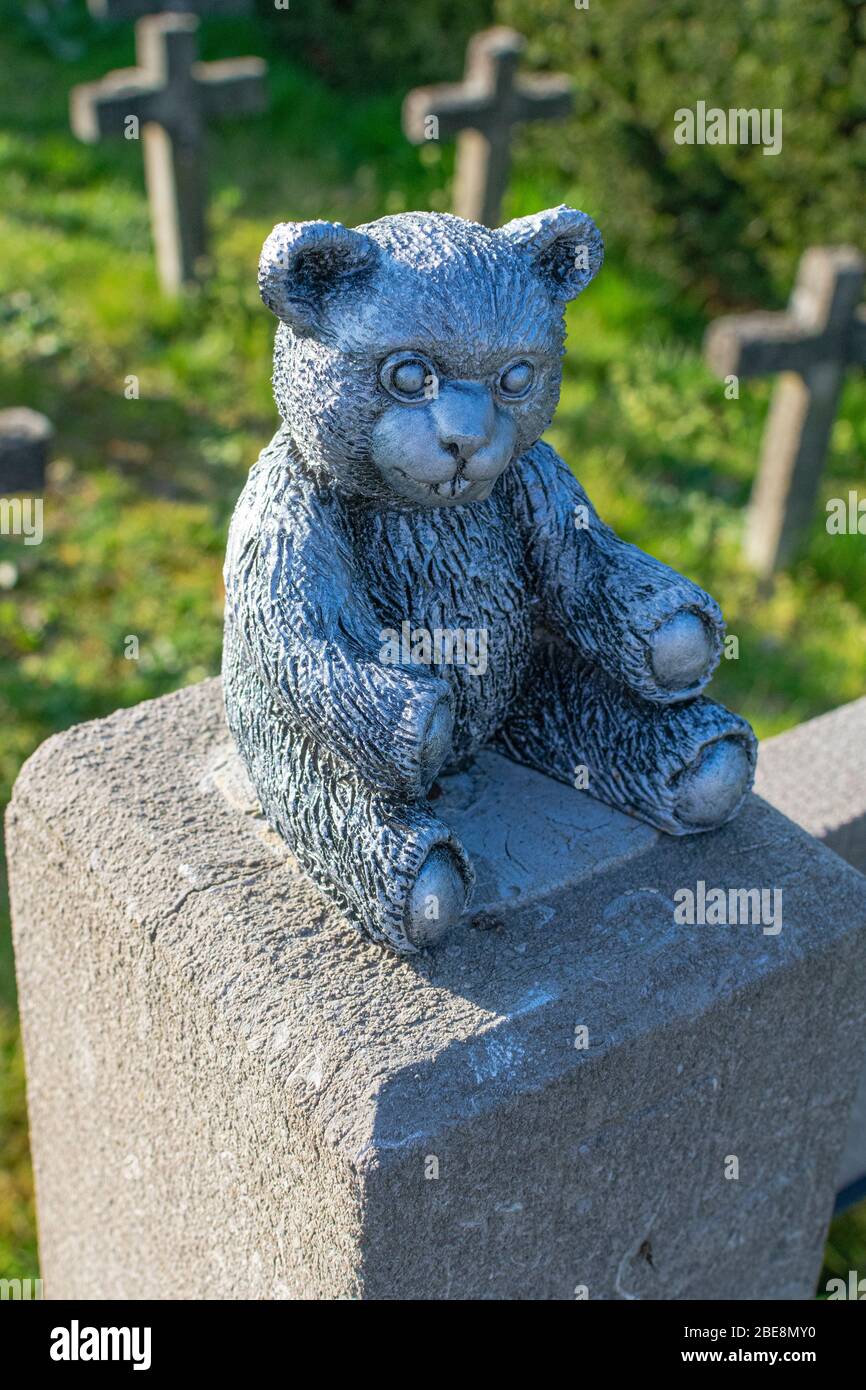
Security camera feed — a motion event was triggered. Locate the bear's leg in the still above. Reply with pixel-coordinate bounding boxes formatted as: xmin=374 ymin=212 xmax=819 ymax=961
xmin=277 ymin=755 xmax=473 ymax=953
xmin=226 ymin=687 xmax=473 ymax=951
xmin=493 ymin=640 xmax=756 ymax=835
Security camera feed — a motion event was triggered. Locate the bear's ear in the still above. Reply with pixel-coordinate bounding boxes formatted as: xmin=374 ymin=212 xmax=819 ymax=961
xmin=501 ymin=205 xmax=603 ymax=302
xmin=258 ymin=221 xmax=379 ymax=336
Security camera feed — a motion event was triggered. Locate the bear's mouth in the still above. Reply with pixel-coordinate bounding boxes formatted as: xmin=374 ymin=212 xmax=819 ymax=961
xmin=386 ymin=462 xmax=496 ymax=507
xmin=430 ymin=474 xmax=476 ymax=500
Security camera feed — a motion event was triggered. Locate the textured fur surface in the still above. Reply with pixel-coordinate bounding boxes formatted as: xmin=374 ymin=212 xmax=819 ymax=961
xmin=224 ymin=207 xmax=756 ymax=952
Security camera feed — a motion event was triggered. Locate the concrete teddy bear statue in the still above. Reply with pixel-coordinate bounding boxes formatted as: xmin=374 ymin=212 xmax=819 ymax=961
xmin=223 ymin=206 xmax=757 ymax=953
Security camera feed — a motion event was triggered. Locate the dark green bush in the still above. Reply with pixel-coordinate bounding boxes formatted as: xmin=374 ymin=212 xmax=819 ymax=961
xmin=497 ymin=0 xmax=866 ymax=308
xmin=255 ymin=0 xmax=494 ymax=91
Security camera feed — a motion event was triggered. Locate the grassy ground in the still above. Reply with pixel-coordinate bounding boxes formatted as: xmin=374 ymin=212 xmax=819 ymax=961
xmin=1 ymin=6 xmax=864 ymax=1293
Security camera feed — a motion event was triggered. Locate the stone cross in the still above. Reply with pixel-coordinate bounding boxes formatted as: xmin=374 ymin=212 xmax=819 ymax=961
xmin=70 ymin=12 xmax=266 ymax=293
xmin=402 ymin=27 xmax=573 ymax=227
xmin=705 ymin=246 xmax=866 ymax=576
xmin=0 ymin=409 xmax=53 ymax=495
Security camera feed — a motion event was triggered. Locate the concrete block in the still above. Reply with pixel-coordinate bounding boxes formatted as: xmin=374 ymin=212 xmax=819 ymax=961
xmin=7 ymin=679 xmax=866 ymax=1299
xmin=756 ymin=696 xmax=866 ymax=872
xmin=756 ymin=697 xmax=866 ymax=1195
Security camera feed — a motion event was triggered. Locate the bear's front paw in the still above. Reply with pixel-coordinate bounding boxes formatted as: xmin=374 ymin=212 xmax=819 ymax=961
xmin=418 ymin=692 xmax=454 ymax=785
xmin=649 ymin=611 xmax=716 ymax=694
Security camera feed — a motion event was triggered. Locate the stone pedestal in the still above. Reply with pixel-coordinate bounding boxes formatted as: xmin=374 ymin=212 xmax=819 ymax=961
xmin=7 ymin=679 xmax=866 ymax=1300
xmin=756 ymin=697 xmax=866 ymax=1199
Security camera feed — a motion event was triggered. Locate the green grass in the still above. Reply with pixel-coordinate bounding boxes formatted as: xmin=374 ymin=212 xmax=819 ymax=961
xmin=1 ymin=2 xmax=865 ymax=1292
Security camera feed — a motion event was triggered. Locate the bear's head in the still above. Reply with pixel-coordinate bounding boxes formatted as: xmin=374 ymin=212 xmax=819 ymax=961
xmin=259 ymin=207 xmax=603 ymax=508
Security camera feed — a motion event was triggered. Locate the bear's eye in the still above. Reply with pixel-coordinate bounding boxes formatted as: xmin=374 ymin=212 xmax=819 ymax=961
xmin=498 ymin=361 xmax=534 ymax=399
xmin=380 ymin=352 xmax=437 ymax=402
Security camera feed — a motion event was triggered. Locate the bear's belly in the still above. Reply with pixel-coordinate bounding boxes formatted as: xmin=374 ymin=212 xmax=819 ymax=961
xmin=351 ymin=493 xmax=534 ymax=764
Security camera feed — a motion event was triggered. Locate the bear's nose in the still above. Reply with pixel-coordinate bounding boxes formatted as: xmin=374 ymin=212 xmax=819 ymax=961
xmin=442 ymin=431 xmax=487 ymax=462
xmin=432 ymin=382 xmax=495 ymax=463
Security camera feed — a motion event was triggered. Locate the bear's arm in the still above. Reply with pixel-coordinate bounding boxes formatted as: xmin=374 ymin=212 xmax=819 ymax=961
xmin=506 ymin=440 xmax=725 ymax=703
xmin=225 ymin=452 xmax=451 ymax=795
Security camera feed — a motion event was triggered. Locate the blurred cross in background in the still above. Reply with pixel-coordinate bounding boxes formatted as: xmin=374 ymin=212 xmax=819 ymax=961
xmin=705 ymin=246 xmax=866 ymax=576
xmin=70 ymin=11 xmax=266 ymax=293
xmin=402 ymin=27 xmax=573 ymax=227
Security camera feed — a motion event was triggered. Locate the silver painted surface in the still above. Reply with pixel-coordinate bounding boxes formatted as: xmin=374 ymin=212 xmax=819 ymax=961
xmin=223 ymin=207 xmax=756 ymax=952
